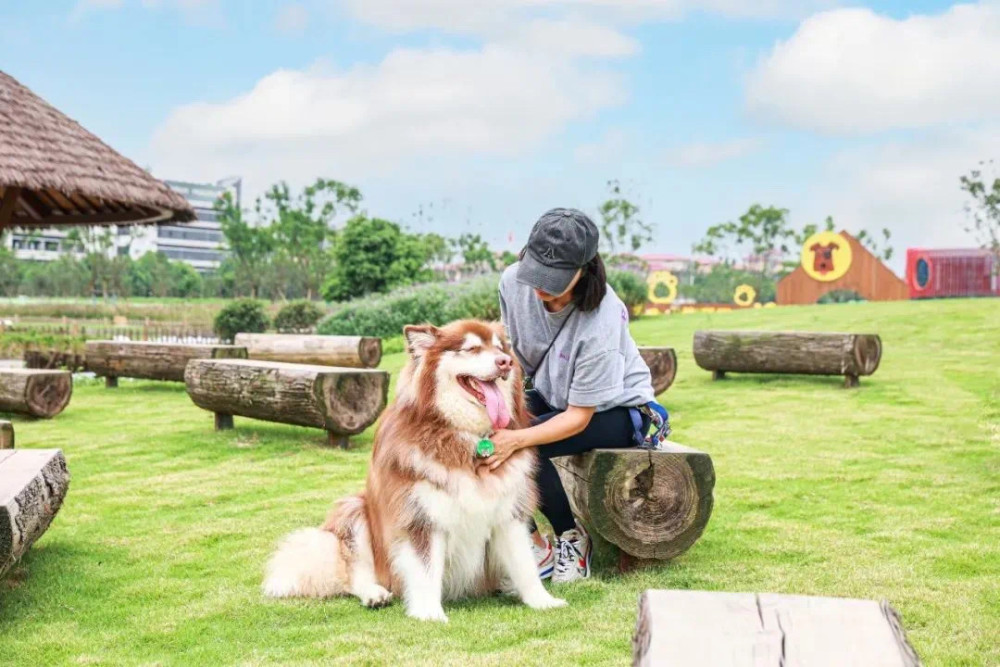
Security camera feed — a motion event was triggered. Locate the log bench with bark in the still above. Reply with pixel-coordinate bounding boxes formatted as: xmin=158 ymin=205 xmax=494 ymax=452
xmin=0 ymin=369 xmax=73 ymax=418
xmin=234 ymin=334 xmax=382 ymax=369
xmin=638 ymin=347 xmax=678 ymax=395
xmin=0 ymin=421 xmax=12 ymax=449
xmin=85 ymin=340 xmax=248 ymax=387
xmin=1 ymin=447 xmax=70 ymax=580
xmin=553 ymin=443 xmax=714 ymax=570
xmin=633 ymin=589 xmax=920 ymax=667
xmin=184 ymin=359 xmax=389 ymax=448
xmin=693 ymin=330 xmax=883 ymax=388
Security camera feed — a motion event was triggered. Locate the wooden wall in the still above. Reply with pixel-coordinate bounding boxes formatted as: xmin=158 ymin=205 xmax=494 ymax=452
xmin=777 ymin=231 xmax=908 ymax=305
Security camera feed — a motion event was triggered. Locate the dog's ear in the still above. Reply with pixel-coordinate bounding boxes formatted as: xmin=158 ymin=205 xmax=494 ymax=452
xmin=403 ymin=324 xmax=439 ymax=356
xmin=487 ymin=321 xmax=508 ymax=347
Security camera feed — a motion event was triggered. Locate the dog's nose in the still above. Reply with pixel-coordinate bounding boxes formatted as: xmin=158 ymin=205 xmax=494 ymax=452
xmin=495 ymin=354 xmax=512 ymax=373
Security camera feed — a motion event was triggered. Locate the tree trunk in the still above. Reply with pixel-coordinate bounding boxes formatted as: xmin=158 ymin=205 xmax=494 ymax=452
xmin=1 ymin=448 xmax=70 ymax=580
xmin=0 ymin=421 xmax=12 ymax=449
xmin=693 ymin=330 xmax=882 ymax=385
xmin=633 ymin=590 xmax=920 ymax=667
xmin=234 ymin=334 xmax=382 ymax=369
xmin=85 ymin=341 xmax=248 ymax=383
xmin=0 ymin=369 xmax=73 ymax=418
xmin=184 ymin=359 xmax=389 ymax=443
xmin=638 ymin=347 xmax=678 ymax=395
xmin=553 ymin=444 xmax=714 ymax=563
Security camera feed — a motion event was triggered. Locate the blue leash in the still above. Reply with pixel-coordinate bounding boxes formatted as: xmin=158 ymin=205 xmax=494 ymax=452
xmin=629 ymin=401 xmax=671 ymax=450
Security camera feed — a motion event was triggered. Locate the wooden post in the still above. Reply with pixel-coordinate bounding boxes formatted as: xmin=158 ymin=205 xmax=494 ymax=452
xmin=553 ymin=444 xmax=714 ymax=564
xmin=0 ymin=421 xmax=13 ymax=449
xmin=712 ymin=370 xmax=726 ymax=381
xmin=105 ymin=376 xmax=119 ymax=389
xmin=214 ymin=413 xmax=234 ymax=431
xmin=327 ymin=432 xmax=350 ymax=449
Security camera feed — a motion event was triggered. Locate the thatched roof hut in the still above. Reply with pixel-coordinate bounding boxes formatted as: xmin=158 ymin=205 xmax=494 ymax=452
xmin=0 ymin=70 xmax=193 ymax=231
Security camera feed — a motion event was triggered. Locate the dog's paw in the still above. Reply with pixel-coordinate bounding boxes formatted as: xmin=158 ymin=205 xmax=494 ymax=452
xmin=358 ymin=585 xmax=393 ymax=609
xmin=407 ymin=605 xmax=449 ymax=623
xmin=523 ymin=593 xmax=568 ymax=610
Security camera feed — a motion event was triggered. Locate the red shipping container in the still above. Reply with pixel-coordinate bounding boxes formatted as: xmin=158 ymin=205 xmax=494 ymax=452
xmin=906 ymin=248 xmax=997 ymax=298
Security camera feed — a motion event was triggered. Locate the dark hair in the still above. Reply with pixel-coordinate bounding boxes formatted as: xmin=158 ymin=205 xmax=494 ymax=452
xmin=572 ymin=253 xmax=607 ymax=312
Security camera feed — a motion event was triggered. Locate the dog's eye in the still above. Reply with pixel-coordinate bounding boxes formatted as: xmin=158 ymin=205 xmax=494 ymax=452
xmin=462 ymin=345 xmax=482 ymax=353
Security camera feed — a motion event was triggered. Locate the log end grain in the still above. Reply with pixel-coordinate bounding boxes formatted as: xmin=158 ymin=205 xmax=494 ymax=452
xmin=26 ymin=372 xmax=73 ymax=418
xmin=638 ymin=347 xmax=677 ymax=395
xmin=320 ymin=370 xmax=390 ymax=434
xmin=358 ymin=337 xmax=383 ymax=369
xmin=852 ymin=334 xmax=882 ymax=376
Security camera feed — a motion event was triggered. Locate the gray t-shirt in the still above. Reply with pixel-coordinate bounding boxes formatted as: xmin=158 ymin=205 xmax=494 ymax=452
xmin=499 ymin=263 xmax=655 ymax=412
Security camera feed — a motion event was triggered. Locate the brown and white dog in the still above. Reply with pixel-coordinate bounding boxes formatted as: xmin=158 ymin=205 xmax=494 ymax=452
xmin=262 ymin=320 xmax=566 ymax=622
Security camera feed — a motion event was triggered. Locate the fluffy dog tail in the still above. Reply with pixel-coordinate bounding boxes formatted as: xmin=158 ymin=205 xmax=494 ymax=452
xmin=262 ymin=527 xmax=347 ymax=598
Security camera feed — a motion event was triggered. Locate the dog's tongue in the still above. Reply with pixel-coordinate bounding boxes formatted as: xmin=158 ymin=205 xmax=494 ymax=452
xmin=474 ymin=379 xmax=510 ymax=431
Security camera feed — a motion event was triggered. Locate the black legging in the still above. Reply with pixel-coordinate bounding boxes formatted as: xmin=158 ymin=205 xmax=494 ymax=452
xmin=526 ymin=390 xmax=636 ymax=535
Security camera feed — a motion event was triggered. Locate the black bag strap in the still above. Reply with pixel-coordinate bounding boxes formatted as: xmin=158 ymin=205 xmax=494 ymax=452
xmin=527 ymin=306 xmax=576 ymax=378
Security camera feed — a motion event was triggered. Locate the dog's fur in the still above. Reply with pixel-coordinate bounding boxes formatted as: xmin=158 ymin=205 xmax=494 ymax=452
xmin=262 ymin=320 xmax=566 ymax=622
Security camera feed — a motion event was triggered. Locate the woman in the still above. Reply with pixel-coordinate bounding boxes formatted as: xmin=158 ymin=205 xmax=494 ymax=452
xmin=481 ymin=208 xmax=657 ymax=583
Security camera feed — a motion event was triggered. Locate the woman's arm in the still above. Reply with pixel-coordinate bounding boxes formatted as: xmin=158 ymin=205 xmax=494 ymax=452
xmin=480 ymin=405 xmax=596 ymax=471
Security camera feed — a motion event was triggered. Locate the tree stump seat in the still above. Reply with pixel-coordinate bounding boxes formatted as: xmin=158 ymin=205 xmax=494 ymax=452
xmin=1 ymin=447 xmax=70 ymax=580
xmin=234 ymin=333 xmax=382 ymax=369
xmin=693 ymin=330 xmax=882 ymax=388
xmin=0 ymin=369 xmax=72 ymax=418
xmin=85 ymin=340 xmax=248 ymax=387
xmin=553 ymin=443 xmax=715 ymax=570
xmin=184 ymin=359 xmax=389 ymax=449
xmin=637 ymin=347 xmax=678 ymax=395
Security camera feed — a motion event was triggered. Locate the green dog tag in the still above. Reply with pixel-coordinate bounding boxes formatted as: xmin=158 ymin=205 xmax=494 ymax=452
xmin=476 ymin=439 xmax=495 ymax=458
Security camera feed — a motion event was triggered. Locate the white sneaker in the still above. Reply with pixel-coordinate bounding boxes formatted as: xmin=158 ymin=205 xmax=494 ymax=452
xmin=534 ymin=534 xmax=555 ymax=580
xmin=552 ymin=524 xmax=592 ymax=584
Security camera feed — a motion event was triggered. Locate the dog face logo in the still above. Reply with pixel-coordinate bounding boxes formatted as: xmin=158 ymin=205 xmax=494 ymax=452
xmin=402 ymin=321 xmax=517 ymax=433
xmin=810 ymin=242 xmax=839 ymax=275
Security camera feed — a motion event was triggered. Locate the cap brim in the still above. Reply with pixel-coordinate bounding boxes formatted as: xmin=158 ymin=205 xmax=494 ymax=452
xmin=516 ymin=255 xmax=578 ymax=296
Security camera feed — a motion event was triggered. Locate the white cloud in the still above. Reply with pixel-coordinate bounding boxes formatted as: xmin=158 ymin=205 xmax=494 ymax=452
xmin=150 ymin=42 xmax=625 ymax=192
xmin=665 ymin=137 xmax=763 ymax=167
xmin=747 ymin=3 xmax=1000 ymax=133
xmin=275 ymin=3 xmax=309 ymax=34
xmin=807 ymin=125 xmax=1000 ymax=267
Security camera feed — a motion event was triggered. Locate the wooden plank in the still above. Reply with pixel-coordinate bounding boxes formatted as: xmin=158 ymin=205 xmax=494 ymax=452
xmin=0 ymin=421 xmax=12 ymax=449
xmin=0 ymin=449 xmax=70 ymax=579
xmin=633 ymin=590 xmax=920 ymax=667
xmin=0 ymin=186 xmax=21 ymax=228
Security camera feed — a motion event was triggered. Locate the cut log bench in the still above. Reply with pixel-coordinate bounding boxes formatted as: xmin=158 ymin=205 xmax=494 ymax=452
xmin=693 ymin=330 xmax=882 ymax=388
xmin=638 ymin=347 xmax=678 ymax=395
xmin=234 ymin=334 xmax=382 ymax=369
xmin=85 ymin=340 xmax=248 ymax=387
xmin=0 ymin=369 xmax=73 ymax=418
xmin=1 ymin=421 xmax=12 ymax=449
xmin=1 ymin=446 xmax=70 ymax=580
xmin=185 ymin=359 xmax=389 ymax=449
xmin=553 ymin=443 xmax=715 ymax=570
xmin=633 ymin=589 xmax=920 ymax=667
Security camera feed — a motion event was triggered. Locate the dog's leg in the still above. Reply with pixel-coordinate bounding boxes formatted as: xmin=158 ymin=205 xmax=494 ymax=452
xmin=490 ymin=520 xmax=567 ymax=610
xmin=347 ymin=519 xmax=393 ymax=609
xmin=392 ymin=532 xmax=448 ymax=622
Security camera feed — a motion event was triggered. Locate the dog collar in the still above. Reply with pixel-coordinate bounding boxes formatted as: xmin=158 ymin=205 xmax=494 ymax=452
xmin=476 ymin=438 xmax=495 ymax=458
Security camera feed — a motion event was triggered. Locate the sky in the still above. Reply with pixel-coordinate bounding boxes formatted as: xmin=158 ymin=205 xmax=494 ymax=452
xmin=3 ymin=0 xmax=999 ymax=272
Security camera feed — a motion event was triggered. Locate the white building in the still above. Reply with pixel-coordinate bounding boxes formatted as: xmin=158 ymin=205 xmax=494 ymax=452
xmin=3 ymin=178 xmax=239 ymax=273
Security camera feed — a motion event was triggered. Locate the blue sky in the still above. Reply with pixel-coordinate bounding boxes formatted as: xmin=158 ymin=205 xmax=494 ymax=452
xmin=3 ymin=0 xmax=998 ymax=271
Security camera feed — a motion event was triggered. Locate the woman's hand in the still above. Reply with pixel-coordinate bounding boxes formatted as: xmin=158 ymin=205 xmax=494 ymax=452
xmin=478 ymin=429 xmax=529 ymax=472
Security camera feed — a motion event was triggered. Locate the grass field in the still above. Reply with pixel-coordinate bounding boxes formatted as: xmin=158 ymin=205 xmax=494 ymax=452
xmin=1 ymin=299 xmax=997 ymax=666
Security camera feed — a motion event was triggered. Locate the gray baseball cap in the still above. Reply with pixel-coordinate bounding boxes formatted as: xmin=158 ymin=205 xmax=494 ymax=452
xmin=516 ymin=208 xmax=600 ymax=295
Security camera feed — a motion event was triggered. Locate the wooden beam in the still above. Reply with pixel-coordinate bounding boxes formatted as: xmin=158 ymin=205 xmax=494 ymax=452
xmin=33 ymin=208 xmax=161 ymax=226
xmin=0 ymin=187 xmax=22 ymax=228
xmin=43 ymin=188 xmax=75 ymax=212
xmin=19 ymin=189 xmax=55 ymax=220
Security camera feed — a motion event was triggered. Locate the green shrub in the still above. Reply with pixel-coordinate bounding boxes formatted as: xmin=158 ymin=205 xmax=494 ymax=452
xmin=273 ymin=300 xmax=324 ymax=333
xmin=607 ymin=270 xmax=648 ymax=317
xmin=818 ymin=290 xmax=866 ymax=304
xmin=318 ymin=275 xmax=500 ymax=338
xmin=213 ymin=299 xmax=270 ymax=342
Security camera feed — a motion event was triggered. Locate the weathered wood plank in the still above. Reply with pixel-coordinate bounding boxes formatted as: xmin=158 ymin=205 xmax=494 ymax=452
xmin=85 ymin=340 xmax=247 ymax=384
xmin=185 ymin=359 xmax=389 ymax=444
xmin=0 ymin=421 xmax=12 ymax=449
xmin=0 ymin=449 xmax=70 ymax=579
xmin=633 ymin=590 xmax=920 ymax=667
xmin=0 ymin=369 xmax=73 ymax=418
xmin=554 ymin=444 xmax=715 ymax=563
xmin=693 ymin=330 xmax=882 ymax=386
xmin=638 ymin=347 xmax=677 ymax=395
xmin=234 ymin=333 xmax=382 ymax=369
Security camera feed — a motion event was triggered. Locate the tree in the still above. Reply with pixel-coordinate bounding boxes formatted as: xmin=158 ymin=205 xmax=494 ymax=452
xmin=693 ymin=204 xmax=795 ymax=276
xmin=597 ymin=179 xmax=653 ymax=255
xmin=856 ymin=227 xmax=894 ymax=262
xmin=453 ymin=234 xmax=496 ymax=275
xmin=215 ymin=191 xmax=274 ymax=299
xmin=0 ymin=247 xmax=19 ymax=296
xmin=322 ymin=216 xmax=433 ymax=302
xmin=960 ymin=160 xmax=1000 ymax=267
xmin=64 ymin=226 xmax=128 ymax=297
xmin=678 ymin=263 xmax=777 ymax=304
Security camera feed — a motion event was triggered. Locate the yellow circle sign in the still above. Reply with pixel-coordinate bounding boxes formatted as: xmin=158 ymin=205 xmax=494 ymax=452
xmin=801 ymin=231 xmax=852 ymax=282
xmin=647 ymin=271 xmax=678 ymax=305
xmin=733 ymin=284 xmax=756 ymax=307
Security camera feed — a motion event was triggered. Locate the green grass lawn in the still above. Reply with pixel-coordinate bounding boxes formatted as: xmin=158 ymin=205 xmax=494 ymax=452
xmin=2 ymin=299 xmax=998 ymax=666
